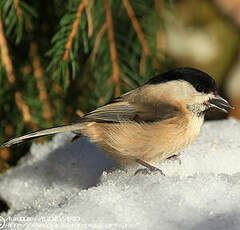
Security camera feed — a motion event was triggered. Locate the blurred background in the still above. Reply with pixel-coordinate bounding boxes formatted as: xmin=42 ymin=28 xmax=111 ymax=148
xmin=0 ymin=0 xmax=240 ymax=173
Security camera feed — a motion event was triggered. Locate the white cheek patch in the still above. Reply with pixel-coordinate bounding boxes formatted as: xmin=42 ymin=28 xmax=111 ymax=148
xmin=141 ymin=80 xmax=212 ymax=107
xmin=146 ymin=80 xmax=196 ymax=100
xmin=191 ymin=94 xmax=210 ymax=104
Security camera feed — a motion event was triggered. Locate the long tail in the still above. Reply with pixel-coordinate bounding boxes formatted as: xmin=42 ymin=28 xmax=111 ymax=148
xmin=1 ymin=123 xmax=83 ymax=148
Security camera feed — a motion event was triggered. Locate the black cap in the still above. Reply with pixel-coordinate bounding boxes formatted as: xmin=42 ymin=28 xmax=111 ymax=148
xmin=147 ymin=67 xmax=217 ymax=94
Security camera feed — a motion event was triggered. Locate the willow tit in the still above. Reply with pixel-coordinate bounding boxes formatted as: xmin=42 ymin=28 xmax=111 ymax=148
xmin=1 ymin=67 xmax=234 ymax=174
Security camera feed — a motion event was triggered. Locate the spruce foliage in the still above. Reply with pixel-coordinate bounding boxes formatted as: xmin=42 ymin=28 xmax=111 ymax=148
xmin=0 ymin=0 xmax=172 ymax=166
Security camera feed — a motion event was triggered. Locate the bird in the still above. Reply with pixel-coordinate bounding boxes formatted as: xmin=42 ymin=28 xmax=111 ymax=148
xmin=1 ymin=67 xmax=234 ymax=174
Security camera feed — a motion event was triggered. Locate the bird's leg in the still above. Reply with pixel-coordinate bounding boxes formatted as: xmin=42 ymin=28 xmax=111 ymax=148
xmin=134 ymin=159 xmax=165 ymax=176
xmin=167 ymin=154 xmax=181 ymax=165
xmin=167 ymin=154 xmax=177 ymax=160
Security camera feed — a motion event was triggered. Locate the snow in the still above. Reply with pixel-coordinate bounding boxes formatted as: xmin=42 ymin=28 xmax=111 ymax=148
xmin=0 ymin=119 xmax=240 ymax=230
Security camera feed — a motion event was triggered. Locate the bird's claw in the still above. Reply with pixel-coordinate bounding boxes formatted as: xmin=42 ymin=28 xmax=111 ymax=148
xmin=134 ymin=167 xmax=165 ymax=176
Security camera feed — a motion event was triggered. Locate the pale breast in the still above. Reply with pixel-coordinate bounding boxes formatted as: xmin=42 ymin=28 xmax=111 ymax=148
xmin=80 ymin=114 xmax=204 ymax=164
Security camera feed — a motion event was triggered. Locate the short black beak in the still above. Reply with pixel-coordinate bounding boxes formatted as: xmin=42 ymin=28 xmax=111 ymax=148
xmin=208 ymin=95 xmax=234 ymax=113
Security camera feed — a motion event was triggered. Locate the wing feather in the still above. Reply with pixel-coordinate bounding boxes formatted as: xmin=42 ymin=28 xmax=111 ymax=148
xmin=82 ymin=97 xmax=180 ymax=123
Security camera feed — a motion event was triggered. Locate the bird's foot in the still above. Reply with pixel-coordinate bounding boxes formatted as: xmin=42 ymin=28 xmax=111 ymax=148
xmin=134 ymin=159 xmax=165 ymax=176
xmin=134 ymin=167 xmax=164 ymax=176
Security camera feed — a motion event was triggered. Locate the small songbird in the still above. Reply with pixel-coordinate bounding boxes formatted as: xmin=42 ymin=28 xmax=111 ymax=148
xmin=1 ymin=67 xmax=234 ymax=174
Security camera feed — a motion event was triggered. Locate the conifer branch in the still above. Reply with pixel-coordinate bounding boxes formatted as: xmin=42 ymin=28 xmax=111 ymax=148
xmin=14 ymin=92 xmax=33 ymax=125
xmin=92 ymin=23 xmax=107 ymax=63
xmin=14 ymin=0 xmax=22 ymax=19
xmin=122 ymin=0 xmax=160 ymax=68
xmin=62 ymin=1 xmax=85 ymax=61
xmin=83 ymin=0 xmax=93 ymax=37
xmin=0 ymin=14 xmax=15 ymax=84
xmin=104 ymin=0 xmax=120 ymax=97
xmin=30 ymin=42 xmax=53 ymax=123
xmin=0 ymin=12 xmax=35 ymax=127
xmin=123 ymin=0 xmax=150 ymax=56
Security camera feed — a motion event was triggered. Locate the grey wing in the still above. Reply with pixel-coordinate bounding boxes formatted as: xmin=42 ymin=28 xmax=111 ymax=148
xmin=81 ymin=97 xmax=180 ymax=123
xmin=82 ymin=100 xmax=137 ymax=122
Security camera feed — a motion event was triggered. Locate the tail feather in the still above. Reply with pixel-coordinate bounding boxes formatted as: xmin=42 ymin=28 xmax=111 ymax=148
xmin=1 ymin=123 xmax=83 ymax=148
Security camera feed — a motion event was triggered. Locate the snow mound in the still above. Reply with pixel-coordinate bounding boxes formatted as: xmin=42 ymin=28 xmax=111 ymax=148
xmin=0 ymin=119 xmax=240 ymax=230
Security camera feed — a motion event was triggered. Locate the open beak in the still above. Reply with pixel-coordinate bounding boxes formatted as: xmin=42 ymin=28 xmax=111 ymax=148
xmin=208 ymin=95 xmax=234 ymax=113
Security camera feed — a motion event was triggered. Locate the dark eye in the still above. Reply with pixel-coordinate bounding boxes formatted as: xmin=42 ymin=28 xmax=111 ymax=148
xmin=196 ymin=84 xmax=204 ymax=92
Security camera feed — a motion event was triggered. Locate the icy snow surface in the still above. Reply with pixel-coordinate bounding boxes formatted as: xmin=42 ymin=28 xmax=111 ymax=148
xmin=0 ymin=119 xmax=240 ymax=230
